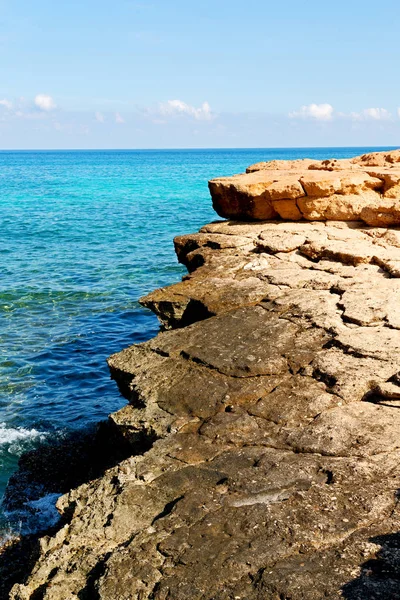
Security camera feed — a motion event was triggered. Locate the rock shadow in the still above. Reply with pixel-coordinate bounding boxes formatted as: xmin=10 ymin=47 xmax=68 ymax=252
xmin=3 ymin=420 xmax=146 ymax=512
xmin=342 ymin=530 xmax=400 ymax=599
xmin=0 ymin=533 xmax=41 ymax=599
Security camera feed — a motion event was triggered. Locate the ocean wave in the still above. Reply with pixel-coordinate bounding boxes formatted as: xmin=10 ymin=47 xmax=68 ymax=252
xmin=0 ymin=492 xmax=61 ymax=546
xmin=0 ymin=422 xmax=47 ymax=456
xmin=25 ymin=493 xmax=61 ymax=528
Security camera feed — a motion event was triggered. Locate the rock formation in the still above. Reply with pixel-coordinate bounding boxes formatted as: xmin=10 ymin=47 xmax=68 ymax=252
xmin=209 ymin=149 xmax=400 ymax=225
xmin=4 ymin=149 xmax=400 ymax=599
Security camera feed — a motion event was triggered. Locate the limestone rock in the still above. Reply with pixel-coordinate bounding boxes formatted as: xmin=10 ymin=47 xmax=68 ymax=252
xmin=353 ymin=149 xmax=400 ymax=167
xmin=210 ymin=149 xmax=400 ymax=224
xmin=5 ymin=217 xmax=400 ymax=599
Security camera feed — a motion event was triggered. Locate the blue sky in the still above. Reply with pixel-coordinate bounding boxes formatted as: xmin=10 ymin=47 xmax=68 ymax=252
xmin=1 ymin=0 xmax=400 ymax=148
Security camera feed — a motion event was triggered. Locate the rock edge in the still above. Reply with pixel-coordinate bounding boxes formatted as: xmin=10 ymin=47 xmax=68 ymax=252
xmin=209 ymin=149 xmax=400 ymax=225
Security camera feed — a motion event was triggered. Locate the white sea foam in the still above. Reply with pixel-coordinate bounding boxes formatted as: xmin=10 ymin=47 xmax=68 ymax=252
xmin=1 ymin=493 xmax=61 ymax=544
xmin=0 ymin=422 xmax=47 ymax=455
xmin=26 ymin=493 xmax=61 ymax=529
xmin=0 ymin=424 xmax=59 ymax=544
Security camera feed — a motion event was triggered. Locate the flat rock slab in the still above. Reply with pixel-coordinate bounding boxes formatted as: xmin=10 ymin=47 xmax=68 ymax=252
xmin=7 ymin=218 xmax=400 ymax=600
xmin=146 ymin=305 xmax=328 ymax=377
xmin=209 ymin=149 xmax=400 ymax=224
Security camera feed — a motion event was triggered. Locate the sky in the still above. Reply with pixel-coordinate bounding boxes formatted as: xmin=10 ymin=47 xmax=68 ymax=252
xmin=1 ymin=0 xmax=400 ymax=149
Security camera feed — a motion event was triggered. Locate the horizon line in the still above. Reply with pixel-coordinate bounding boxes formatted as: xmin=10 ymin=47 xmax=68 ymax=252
xmin=0 ymin=145 xmax=398 ymax=152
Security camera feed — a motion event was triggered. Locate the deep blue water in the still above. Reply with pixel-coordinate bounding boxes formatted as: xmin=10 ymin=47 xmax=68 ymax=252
xmin=0 ymin=146 xmax=396 ymax=537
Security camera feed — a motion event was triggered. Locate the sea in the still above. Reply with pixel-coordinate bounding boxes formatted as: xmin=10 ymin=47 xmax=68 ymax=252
xmin=0 ymin=146 xmax=395 ymax=540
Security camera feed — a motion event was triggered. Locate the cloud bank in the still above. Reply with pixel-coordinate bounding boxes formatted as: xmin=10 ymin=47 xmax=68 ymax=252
xmin=290 ymin=103 xmax=396 ymax=122
xmin=1 ymin=93 xmax=400 ymax=149
xmin=352 ymin=108 xmax=391 ymax=121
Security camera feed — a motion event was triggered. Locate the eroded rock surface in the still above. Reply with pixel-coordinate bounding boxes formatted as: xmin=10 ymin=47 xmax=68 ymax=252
xmin=209 ymin=149 xmax=400 ymax=225
xmin=6 ymin=216 xmax=400 ymax=599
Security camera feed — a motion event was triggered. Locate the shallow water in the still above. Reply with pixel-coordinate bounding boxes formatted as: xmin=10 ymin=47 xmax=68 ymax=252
xmin=0 ymin=146 xmax=395 ymax=536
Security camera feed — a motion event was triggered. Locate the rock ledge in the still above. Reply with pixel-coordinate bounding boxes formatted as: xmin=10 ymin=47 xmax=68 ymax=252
xmin=209 ymin=149 xmax=400 ymax=225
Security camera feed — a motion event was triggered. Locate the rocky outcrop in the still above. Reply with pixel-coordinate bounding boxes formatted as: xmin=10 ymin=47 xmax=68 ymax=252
xmin=5 ymin=217 xmax=400 ymax=599
xmin=5 ymin=149 xmax=400 ymax=599
xmin=209 ymin=149 xmax=400 ymax=225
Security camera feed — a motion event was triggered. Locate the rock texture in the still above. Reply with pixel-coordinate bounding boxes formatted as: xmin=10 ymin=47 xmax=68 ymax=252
xmin=4 ymin=150 xmax=400 ymax=599
xmin=209 ymin=149 xmax=400 ymax=225
xmin=4 ymin=218 xmax=400 ymax=599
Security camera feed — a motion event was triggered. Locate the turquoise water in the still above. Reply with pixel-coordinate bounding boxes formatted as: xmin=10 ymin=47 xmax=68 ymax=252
xmin=0 ymin=147 xmax=396 ymax=535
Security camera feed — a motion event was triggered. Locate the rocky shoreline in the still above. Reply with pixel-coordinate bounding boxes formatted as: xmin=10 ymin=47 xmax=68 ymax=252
xmin=3 ymin=150 xmax=400 ymax=599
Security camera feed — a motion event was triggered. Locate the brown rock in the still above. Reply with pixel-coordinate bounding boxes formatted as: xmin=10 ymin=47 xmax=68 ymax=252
xmin=352 ymin=149 xmax=400 ymax=167
xmin=246 ymin=158 xmax=315 ymax=172
xmin=8 ymin=217 xmax=400 ymax=600
xmin=208 ymin=172 xmax=278 ymax=220
xmin=361 ymin=200 xmax=400 ymax=226
xmin=210 ymin=148 xmax=400 ymax=224
xmin=271 ymin=197 xmax=303 ymax=220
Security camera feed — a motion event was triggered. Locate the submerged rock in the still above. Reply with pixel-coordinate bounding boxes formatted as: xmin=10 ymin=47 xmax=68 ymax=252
xmin=209 ymin=149 xmax=400 ymax=225
xmin=6 ymin=149 xmax=400 ymax=599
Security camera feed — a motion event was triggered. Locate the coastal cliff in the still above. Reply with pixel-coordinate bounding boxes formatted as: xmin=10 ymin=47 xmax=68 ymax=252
xmin=5 ymin=150 xmax=400 ymax=599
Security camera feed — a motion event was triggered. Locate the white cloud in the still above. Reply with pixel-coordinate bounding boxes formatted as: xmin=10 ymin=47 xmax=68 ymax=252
xmin=289 ymin=103 xmax=334 ymax=121
xmin=0 ymin=98 xmax=12 ymax=110
xmin=363 ymin=107 xmax=391 ymax=120
xmin=289 ymin=104 xmax=395 ymax=123
xmin=350 ymin=108 xmax=391 ymax=121
xmin=159 ymin=99 xmax=213 ymax=121
xmin=95 ymin=111 xmax=105 ymax=123
xmin=34 ymin=94 xmax=56 ymax=111
xmin=115 ymin=112 xmax=125 ymax=124
xmin=363 ymin=108 xmax=390 ymax=120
